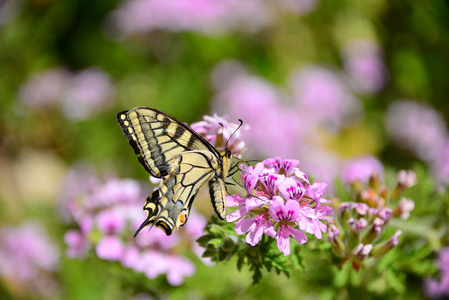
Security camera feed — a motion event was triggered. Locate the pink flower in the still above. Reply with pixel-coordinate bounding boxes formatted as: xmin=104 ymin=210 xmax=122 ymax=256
xmin=227 ymin=157 xmax=332 ymax=255
xmin=165 ymin=255 xmax=196 ymax=286
xmin=396 ymin=198 xmax=415 ymax=220
xmin=96 ymin=236 xmax=124 ymax=260
xmin=60 ymin=168 xmax=207 ymax=285
xmin=387 ymin=101 xmax=448 ymax=164
xmin=18 ymin=67 xmax=114 ymax=120
xmin=342 ymin=40 xmax=388 ymax=94
xmin=424 ymin=247 xmax=449 ymax=299
xmin=269 ymin=198 xmax=308 ymax=255
xmin=0 ymin=222 xmax=59 ymax=297
xmin=190 ymin=113 xmax=248 ymax=158
xmin=96 ymin=210 xmax=126 ymax=234
xmin=19 ymin=67 xmax=72 ymax=108
xmin=235 ymin=212 xmax=276 ymax=246
xmin=397 ymin=170 xmax=417 ymax=188
xmin=110 ymin=0 xmax=273 ymax=36
xmin=64 ymin=229 xmax=90 ymax=258
xmin=290 ymin=66 xmax=362 ymax=130
xmin=212 ymin=71 xmax=302 ymax=158
xmin=341 ymin=155 xmax=384 ymax=184
xmin=61 ymin=68 xmax=115 ymax=120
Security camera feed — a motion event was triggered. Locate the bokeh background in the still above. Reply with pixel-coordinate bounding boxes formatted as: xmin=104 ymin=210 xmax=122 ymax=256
xmin=1 ymin=0 xmax=449 ymax=299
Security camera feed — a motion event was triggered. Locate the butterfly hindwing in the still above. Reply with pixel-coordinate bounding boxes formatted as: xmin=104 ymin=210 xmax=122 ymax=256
xmin=134 ymin=151 xmax=220 ymax=236
xmin=117 ymin=106 xmax=233 ymax=236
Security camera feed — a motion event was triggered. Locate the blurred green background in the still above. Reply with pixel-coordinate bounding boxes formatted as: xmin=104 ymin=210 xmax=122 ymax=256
xmin=1 ymin=0 xmax=449 ymax=299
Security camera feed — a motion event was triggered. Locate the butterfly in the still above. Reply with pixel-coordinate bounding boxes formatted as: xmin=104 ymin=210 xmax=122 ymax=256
xmin=117 ymin=106 xmax=234 ymax=236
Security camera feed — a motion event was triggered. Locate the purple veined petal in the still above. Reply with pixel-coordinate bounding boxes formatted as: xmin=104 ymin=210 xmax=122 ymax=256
xmin=269 ymin=197 xmax=285 ymax=222
xmin=226 ymin=194 xmax=244 ymax=207
xmin=293 ymin=168 xmax=309 ymax=185
xmin=315 ymin=203 xmax=334 ymax=216
xmin=234 ymin=216 xmax=257 ymax=235
xmin=287 ymin=226 xmax=308 ymax=245
xmin=243 ymin=173 xmax=259 ymax=193
xmin=96 ymin=236 xmax=124 ymax=261
xmin=297 ymin=213 xmax=319 ymax=236
xmin=226 ymin=206 xmax=249 ymax=222
xmin=276 ymin=228 xmax=291 ymax=256
xmin=262 ymin=157 xmax=282 ymax=172
xmin=284 ymin=200 xmax=301 ymax=221
xmin=245 ymin=196 xmax=268 ymax=210
xmin=279 ymin=177 xmax=305 ymax=200
xmin=305 ymin=182 xmax=328 ymax=201
xmin=246 ymin=223 xmax=265 ymax=246
xmin=259 ymin=172 xmax=285 ymax=196
xmin=263 ymin=217 xmax=277 ymax=238
xmin=282 ymin=159 xmax=300 ymax=175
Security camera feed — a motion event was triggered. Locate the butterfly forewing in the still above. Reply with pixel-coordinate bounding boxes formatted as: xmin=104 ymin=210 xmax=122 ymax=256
xmin=117 ymin=107 xmax=231 ymax=236
xmin=117 ymin=107 xmax=217 ymax=178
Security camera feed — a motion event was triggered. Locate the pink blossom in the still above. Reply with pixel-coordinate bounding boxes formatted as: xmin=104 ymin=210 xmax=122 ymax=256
xmin=396 ymin=170 xmax=418 ymax=191
xmin=165 ymin=255 xmax=196 ymax=286
xmin=269 ymin=198 xmax=308 ymax=255
xmin=424 ymin=247 xmax=449 ymax=299
xmin=235 ymin=212 xmax=276 ymax=246
xmin=62 ymin=68 xmax=115 ymax=120
xmin=227 ymin=157 xmax=332 ymax=255
xmin=212 ymin=71 xmax=302 ymax=158
xmin=396 ymin=198 xmax=415 ymax=220
xmin=18 ymin=67 xmax=114 ymax=120
xmin=110 ymin=0 xmax=273 ymax=36
xmin=387 ymin=101 xmax=448 ymax=164
xmin=0 ymin=222 xmax=59 ymax=297
xmin=290 ymin=66 xmax=362 ymax=130
xmin=60 ymin=168 xmax=207 ymax=285
xmin=342 ymin=40 xmax=388 ymax=94
xmin=96 ymin=236 xmax=125 ymax=260
xmin=341 ymin=155 xmax=384 ymax=184
xmin=190 ymin=113 xmax=249 ymax=158
xmin=96 ymin=210 xmax=126 ymax=234
xmin=64 ymin=229 xmax=90 ymax=258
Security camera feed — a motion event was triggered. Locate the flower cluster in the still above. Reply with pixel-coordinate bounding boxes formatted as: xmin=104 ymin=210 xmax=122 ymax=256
xmin=387 ymin=100 xmax=449 ymax=187
xmin=0 ymin=222 xmax=60 ymax=297
xmin=60 ymin=166 xmax=208 ymax=286
xmin=109 ymin=0 xmax=318 ymax=37
xmin=424 ymin=247 xmax=449 ymax=299
xmin=19 ymin=67 xmax=115 ymax=120
xmin=327 ymin=162 xmax=417 ymax=271
xmin=190 ymin=113 xmax=248 ymax=158
xmin=226 ymin=157 xmax=333 ymax=256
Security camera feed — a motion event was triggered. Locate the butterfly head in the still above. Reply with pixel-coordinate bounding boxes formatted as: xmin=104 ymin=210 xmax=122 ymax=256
xmin=225 ymin=148 xmax=232 ymax=158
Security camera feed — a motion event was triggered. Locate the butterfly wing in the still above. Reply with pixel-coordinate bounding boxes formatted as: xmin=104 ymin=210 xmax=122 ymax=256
xmin=134 ymin=150 xmax=221 ymax=236
xmin=116 ymin=106 xmax=219 ymax=178
xmin=117 ymin=107 xmax=231 ymax=236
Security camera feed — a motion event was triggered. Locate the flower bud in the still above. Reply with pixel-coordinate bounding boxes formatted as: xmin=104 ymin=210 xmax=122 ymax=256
xmin=372 ymin=230 xmax=401 ymax=258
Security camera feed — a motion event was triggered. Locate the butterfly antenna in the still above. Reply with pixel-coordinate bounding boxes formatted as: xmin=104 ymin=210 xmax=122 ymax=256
xmin=225 ymin=119 xmax=243 ymax=150
xmin=218 ymin=122 xmax=225 ymax=149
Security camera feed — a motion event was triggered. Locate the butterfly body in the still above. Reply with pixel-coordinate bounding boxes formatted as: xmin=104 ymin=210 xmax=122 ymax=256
xmin=117 ymin=107 xmax=231 ymax=236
